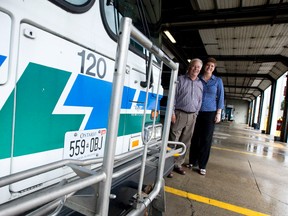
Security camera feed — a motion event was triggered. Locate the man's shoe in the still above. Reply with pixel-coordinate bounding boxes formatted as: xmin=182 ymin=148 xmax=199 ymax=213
xmin=185 ymin=164 xmax=193 ymax=168
xmin=174 ymin=166 xmax=186 ymax=175
xmin=167 ymin=173 xmax=173 ymax=178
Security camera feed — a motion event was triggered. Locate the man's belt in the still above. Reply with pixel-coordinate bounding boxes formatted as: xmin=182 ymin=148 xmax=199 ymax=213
xmin=176 ymin=109 xmax=195 ymax=114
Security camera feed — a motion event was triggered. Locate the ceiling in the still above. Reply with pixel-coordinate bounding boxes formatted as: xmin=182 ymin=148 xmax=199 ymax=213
xmin=161 ymin=0 xmax=288 ymax=102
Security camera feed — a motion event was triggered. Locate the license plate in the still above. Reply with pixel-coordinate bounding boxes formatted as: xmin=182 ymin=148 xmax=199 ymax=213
xmin=63 ymin=129 xmax=106 ymax=160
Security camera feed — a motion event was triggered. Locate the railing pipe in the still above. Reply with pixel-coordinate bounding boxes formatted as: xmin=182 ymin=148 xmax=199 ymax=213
xmin=130 ymin=26 xmax=177 ymax=71
xmin=95 ymin=17 xmax=132 ymax=216
xmin=0 ymin=172 xmax=106 ymax=216
xmin=0 ymin=158 xmax=101 ymax=187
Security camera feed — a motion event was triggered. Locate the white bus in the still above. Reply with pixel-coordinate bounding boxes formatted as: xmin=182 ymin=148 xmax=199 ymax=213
xmin=0 ymin=0 xmax=182 ymax=215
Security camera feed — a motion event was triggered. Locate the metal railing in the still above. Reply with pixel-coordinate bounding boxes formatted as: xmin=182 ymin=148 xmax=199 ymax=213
xmin=0 ymin=141 xmax=185 ymax=215
xmin=117 ymin=17 xmax=179 ymax=216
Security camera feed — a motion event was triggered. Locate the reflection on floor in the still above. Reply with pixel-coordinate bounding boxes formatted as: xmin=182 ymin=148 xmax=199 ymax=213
xmin=164 ymin=122 xmax=288 ymax=216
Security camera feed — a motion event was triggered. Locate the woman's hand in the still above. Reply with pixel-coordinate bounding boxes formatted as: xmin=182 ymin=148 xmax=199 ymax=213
xmin=215 ymin=113 xmax=221 ymax=123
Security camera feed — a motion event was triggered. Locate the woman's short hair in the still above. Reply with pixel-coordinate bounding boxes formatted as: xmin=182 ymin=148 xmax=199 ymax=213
xmin=205 ymin=57 xmax=217 ymax=66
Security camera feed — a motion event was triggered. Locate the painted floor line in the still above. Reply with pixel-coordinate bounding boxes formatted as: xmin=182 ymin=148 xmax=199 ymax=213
xmin=165 ymin=186 xmax=270 ymax=216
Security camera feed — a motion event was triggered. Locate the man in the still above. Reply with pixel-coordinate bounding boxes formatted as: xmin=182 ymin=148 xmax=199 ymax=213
xmin=168 ymin=58 xmax=203 ymax=177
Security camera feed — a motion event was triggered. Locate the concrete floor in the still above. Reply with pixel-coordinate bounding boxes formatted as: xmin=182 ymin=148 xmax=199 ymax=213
xmin=163 ymin=122 xmax=288 ymax=216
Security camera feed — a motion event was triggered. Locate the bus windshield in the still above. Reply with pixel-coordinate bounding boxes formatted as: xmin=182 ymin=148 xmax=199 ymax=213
xmin=104 ymin=0 xmax=161 ymax=47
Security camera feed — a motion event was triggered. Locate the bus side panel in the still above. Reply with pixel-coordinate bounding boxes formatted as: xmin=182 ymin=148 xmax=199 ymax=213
xmin=10 ymin=23 xmax=116 ymax=192
xmin=0 ymin=11 xmax=13 ymax=203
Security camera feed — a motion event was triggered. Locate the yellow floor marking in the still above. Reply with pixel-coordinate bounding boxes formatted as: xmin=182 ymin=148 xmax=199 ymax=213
xmin=165 ymin=186 xmax=270 ymax=216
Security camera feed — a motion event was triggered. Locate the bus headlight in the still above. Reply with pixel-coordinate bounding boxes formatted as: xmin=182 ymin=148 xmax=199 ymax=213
xmin=144 ymin=124 xmax=162 ymax=143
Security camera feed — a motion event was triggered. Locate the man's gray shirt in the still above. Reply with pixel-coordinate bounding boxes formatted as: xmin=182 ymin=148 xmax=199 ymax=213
xmin=174 ymin=74 xmax=203 ymax=114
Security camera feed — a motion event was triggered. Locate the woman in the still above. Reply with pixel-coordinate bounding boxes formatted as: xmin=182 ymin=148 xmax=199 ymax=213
xmin=188 ymin=57 xmax=224 ymax=175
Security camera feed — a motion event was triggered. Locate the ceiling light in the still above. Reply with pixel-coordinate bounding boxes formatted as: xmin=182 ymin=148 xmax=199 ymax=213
xmin=251 ymin=79 xmax=262 ymax=87
xmin=187 ymin=59 xmax=191 ymax=62
xmin=164 ymin=30 xmax=176 ymax=43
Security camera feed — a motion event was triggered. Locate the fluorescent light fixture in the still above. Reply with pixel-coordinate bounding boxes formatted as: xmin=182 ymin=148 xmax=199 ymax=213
xmin=251 ymin=79 xmax=262 ymax=87
xmin=164 ymin=30 xmax=176 ymax=43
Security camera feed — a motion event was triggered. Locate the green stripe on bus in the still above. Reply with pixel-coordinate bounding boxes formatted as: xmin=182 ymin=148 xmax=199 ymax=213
xmin=118 ymin=113 xmax=160 ymax=136
xmin=0 ymin=93 xmax=13 ymax=159
xmin=0 ymin=63 xmax=82 ymax=158
xmin=13 ymin=63 xmax=84 ymax=156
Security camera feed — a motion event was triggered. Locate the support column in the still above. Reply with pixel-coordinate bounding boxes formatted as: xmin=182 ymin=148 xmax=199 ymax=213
xmin=248 ymin=101 xmax=253 ymax=127
xmin=280 ymin=74 xmax=288 ymax=142
xmin=257 ymin=91 xmax=264 ymax=128
xmin=253 ymin=97 xmax=258 ymax=123
xmin=266 ymin=80 xmax=277 ymax=134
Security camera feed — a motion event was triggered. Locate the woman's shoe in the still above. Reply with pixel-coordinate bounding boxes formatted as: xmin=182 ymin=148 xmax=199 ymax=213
xmin=199 ymin=169 xmax=206 ymax=175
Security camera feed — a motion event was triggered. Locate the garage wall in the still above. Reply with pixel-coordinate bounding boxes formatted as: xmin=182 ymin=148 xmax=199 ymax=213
xmin=226 ymin=99 xmax=249 ymax=124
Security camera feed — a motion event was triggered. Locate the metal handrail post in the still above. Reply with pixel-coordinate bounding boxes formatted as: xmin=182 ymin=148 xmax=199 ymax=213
xmin=140 ymin=52 xmax=154 ymax=143
xmin=137 ymin=52 xmax=153 ymax=203
xmin=137 ymin=58 xmax=163 ymax=204
xmin=126 ymin=64 xmax=179 ymax=216
xmin=95 ymin=17 xmax=132 ymax=216
xmin=156 ymin=64 xmax=178 ymax=182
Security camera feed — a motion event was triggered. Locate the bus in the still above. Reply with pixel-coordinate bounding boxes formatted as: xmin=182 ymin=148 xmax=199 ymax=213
xmin=0 ymin=0 xmax=182 ymax=215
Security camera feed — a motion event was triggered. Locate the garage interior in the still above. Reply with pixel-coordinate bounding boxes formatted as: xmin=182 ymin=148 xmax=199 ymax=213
xmin=159 ymin=0 xmax=288 ymax=141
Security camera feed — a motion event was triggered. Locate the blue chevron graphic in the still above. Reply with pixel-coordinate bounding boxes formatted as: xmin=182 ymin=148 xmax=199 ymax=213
xmin=137 ymin=91 xmax=162 ymax=110
xmin=63 ymin=73 xmax=161 ymax=130
xmin=64 ymin=74 xmax=111 ymax=130
xmin=0 ymin=55 xmax=7 ymax=67
xmin=64 ymin=74 xmax=136 ymax=130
